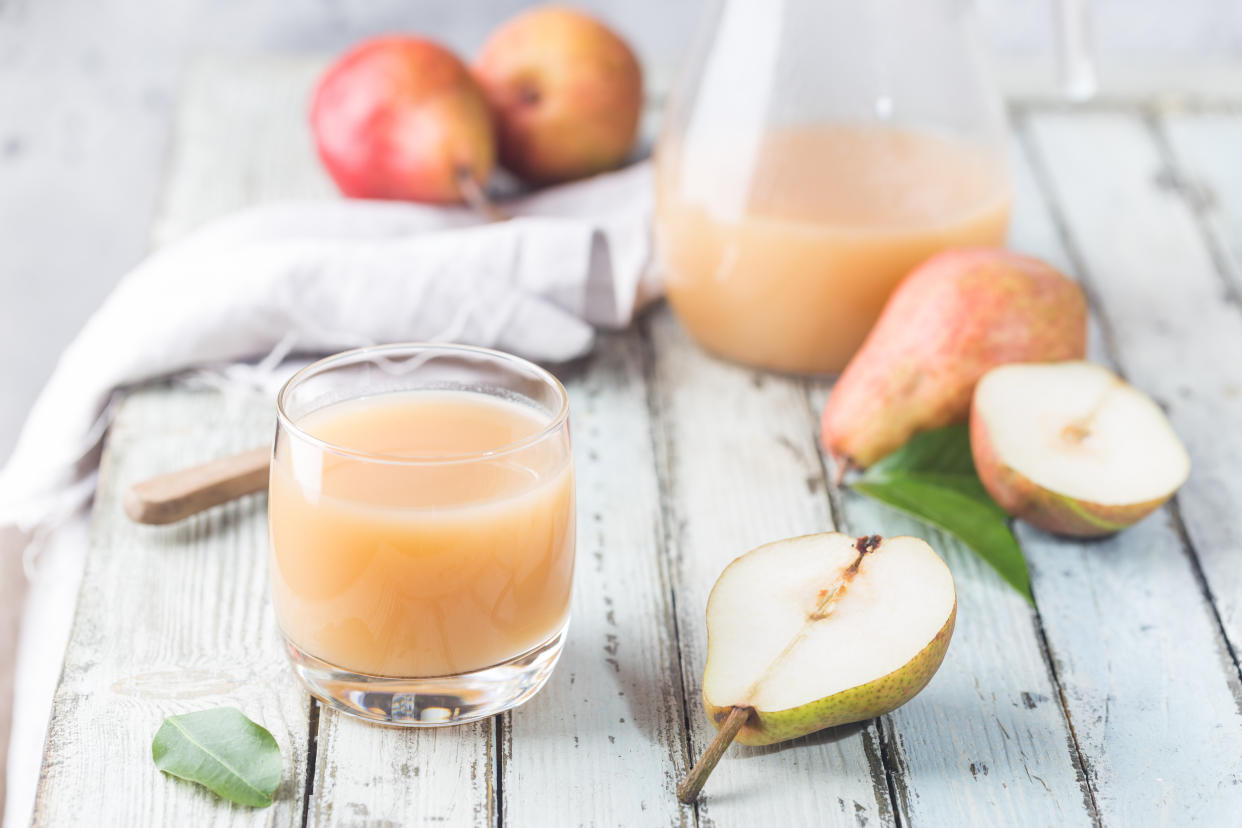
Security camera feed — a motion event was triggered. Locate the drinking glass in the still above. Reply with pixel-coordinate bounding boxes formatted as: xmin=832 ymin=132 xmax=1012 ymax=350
xmin=269 ymin=343 xmax=574 ymax=725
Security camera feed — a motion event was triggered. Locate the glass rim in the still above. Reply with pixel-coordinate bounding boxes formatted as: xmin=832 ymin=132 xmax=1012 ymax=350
xmin=275 ymin=342 xmax=570 ymax=466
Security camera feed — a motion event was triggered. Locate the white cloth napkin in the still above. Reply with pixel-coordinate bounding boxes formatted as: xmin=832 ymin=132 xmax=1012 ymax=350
xmin=0 ymin=161 xmax=658 ymax=826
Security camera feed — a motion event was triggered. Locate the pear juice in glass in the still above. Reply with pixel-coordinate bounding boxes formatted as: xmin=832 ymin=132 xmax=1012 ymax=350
xmin=268 ymin=344 xmax=574 ymax=725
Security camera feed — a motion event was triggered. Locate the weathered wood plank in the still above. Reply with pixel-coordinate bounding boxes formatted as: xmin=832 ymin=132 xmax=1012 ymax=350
xmin=33 ymin=388 xmax=310 ymax=826
xmin=645 ymin=309 xmax=894 ymax=828
xmin=1016 ymin=109 xmax=1242 ymax=824
xmin=1163 ymin=110 xmax=1242 ymax=286
xmin=1159 ymin=110 xmax=1242 ymax=647
xmin=307 ymin=715 xmax=495 ymax=826
xmin=804 ymin=387 xmax=1095 ymax=827
xmin=502 ymin=334 xmax=690 ymax=826
xmin=152 ymin=56 xmax=334 ymax=246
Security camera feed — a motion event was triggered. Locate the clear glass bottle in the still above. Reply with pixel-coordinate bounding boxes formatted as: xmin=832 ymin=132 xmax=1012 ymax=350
xmin=655 ymin=0 xmax=1086 ymax=375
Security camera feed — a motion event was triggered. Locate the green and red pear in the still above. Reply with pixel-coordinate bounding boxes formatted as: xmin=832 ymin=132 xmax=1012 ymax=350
xmin=474 ymin=5 xmax=642 ymax=184
xmin=821 ymin=248 xmax=1088 ymax=470
xmin=312 ymin=37 xmax=495 ymax=204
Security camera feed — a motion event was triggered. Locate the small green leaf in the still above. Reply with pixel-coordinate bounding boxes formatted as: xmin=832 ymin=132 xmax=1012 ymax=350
xmin=851 ymin=426 xmax=1034 ymax=604
xmin=152 ymin=707 xmax=281 ymax=807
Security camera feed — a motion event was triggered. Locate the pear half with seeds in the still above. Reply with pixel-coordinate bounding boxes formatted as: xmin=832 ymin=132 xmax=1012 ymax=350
xmin=678 ymin=532 xmax=956 ymax=803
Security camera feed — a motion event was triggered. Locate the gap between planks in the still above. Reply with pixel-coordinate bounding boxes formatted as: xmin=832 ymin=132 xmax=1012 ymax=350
xmin=637 ymin=320 xmax=703 ymax=828
xmin=495 ymin=714 xmax=505 ymax=828
xmin=301 ymin=699 xmax=319 ymax=828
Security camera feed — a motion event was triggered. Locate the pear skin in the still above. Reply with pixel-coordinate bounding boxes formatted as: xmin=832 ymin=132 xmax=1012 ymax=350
xmin=705 ymin=610 xmax=955 ymax=746
xmin=821 ymin=248 xmax=1087 ymax=469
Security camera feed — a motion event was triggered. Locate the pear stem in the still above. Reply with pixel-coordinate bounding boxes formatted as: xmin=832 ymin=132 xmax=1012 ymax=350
xmin=456 ymin=168 xmax=507 ymax=222
xmin=677 ymin=705 xmax=752 ymax=804
xmin=829 ymin=452 xmax=853 ymax=487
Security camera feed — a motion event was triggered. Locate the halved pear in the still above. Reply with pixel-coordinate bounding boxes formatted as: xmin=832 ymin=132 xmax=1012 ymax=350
xmin=701 ymin=532 xmax=956 ymax=747
xmin=971 ymin=361 xmax=1191 ymax=537
xmin=678 ymin=533 xmax=956 ymax=802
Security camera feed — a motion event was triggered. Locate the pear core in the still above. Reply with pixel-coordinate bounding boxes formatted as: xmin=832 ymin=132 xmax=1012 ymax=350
xmin=702 ymin=533 xmax=956 ymax=714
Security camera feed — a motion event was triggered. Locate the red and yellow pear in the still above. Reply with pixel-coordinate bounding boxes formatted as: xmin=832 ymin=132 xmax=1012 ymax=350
xmin=312 ymin=37 xmax=495 ymax=204
xmin=474 ymin=5 xmax=643 ymax=184
xmin=821 ymin=248 xmax=1088 ymax=470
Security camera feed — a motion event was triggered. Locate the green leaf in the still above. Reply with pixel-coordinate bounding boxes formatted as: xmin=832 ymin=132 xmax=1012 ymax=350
xmin=850 ymin=425 xmax=1034 ymax=604
xmin=152 ymin=707 xmax=281 ymax=807
xmin=866 ymin=423 xmax=980 ymax=478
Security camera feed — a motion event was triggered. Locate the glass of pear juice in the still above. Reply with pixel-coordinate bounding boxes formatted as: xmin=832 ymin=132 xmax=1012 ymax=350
xmin=268 ymin=343 xmax=575 ymax=726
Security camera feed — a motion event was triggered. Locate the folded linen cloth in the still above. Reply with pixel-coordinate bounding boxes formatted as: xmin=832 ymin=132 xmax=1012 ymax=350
xmin=0 ymin=161 xmax=658 ymax=826
xmin=0 ymin=161 xmax=657 ymax=531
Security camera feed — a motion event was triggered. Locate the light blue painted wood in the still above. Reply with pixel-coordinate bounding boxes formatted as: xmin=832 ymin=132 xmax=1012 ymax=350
xmin=1161 ymin=111 xmax=1242 ymax=648
xmin=1019 ymin=109 xmax=1242 ymax=825
xmin=310 ymin=712 xmax=495 ymax=825
xmin=504 ymin=332 xmax=692 ymax=827
xmin=33 ymin=389 xmax=311 ymax=827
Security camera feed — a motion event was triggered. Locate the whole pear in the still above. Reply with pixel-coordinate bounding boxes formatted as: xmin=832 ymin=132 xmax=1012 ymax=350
xmin=474 ymin=6 xmax=642 ymax=184
xmin=312 ymin=37 xmax=495 ymax=203
xmin=821 ymin=248 xmax=1087 ymax=469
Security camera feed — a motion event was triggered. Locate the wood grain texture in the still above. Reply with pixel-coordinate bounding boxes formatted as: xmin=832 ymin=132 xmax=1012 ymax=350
xmin=1016 ymin=109 xmax=1242 ymax=824
xmin=33 ymin=387 xmax=309 ymax=826
xmin=502 ymin=334 xmax=691 ymax=826
xmin=644 ymin=309 xmax=895 ymax=828
xmin=1158 ymin=110 xmax=1242 ymax=650
xmin=308 ymin=714 xmax=494 ymax=826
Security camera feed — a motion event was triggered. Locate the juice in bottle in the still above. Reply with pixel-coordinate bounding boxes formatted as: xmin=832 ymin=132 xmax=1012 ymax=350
xmin=656 ymin=125 xmax=1011 ymax=374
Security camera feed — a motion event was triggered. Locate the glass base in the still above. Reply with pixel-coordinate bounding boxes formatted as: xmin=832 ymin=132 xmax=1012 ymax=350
xmin=285 ymin=625 xmax=567 ymax=726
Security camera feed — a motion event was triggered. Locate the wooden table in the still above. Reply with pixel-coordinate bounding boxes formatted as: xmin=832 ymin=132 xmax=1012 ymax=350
xmin=31 ymin=58 xmax=1242 ymax=826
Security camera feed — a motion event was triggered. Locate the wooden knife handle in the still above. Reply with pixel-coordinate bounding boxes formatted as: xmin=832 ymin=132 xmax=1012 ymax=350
xmin=123 ymin=446 xmax=271 ymax=525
